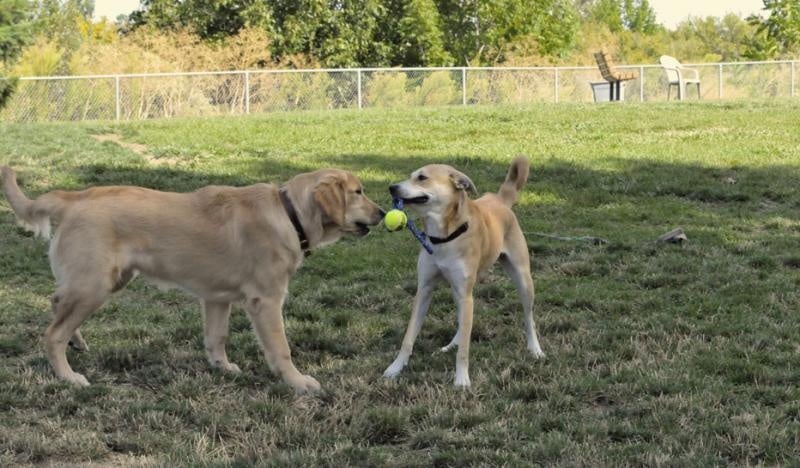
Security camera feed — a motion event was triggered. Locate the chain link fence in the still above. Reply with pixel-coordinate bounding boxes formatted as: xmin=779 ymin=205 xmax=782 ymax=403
xmin=1 ymin=61 xmax=797 ymax=122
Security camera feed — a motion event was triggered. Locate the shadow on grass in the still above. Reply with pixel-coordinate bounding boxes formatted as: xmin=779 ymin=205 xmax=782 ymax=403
xmin=533 ymin=158 xmax=799 ymax=207
xmin=71 ymin=153 xmax=800 ymax=218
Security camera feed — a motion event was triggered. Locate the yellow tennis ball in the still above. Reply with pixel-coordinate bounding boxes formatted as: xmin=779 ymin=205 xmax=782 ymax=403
xmin=384 ymin=209 xmax=408 ymax=231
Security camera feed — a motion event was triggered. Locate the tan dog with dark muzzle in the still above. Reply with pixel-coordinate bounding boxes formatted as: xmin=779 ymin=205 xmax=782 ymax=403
xmin=1 ymin=166 xmax=383 ymax=394
xmin=383 ymin=156 xmax=544 ymax=387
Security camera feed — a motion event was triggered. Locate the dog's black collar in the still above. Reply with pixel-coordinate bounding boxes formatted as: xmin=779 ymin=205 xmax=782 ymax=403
xmin=428 ymin=222 xmax=469 ymax=245
xmin=279 ymin=189 xmax=311 ymax=257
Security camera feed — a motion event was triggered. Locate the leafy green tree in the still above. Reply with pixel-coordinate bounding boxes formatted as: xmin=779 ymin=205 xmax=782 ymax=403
xmin=1 ymin=0 xmax=35 ymax=107
xmin=746 ymin=0 xmax=800 ymax=58
xmin=436 ymin=0 xmax=578 ymax=65
xmin=391 ymin=0 xmax=453 ymax=66
xmin=268 ymin=0 xmax=391 ymax=67
xmin=623 ymin=0 xmax=656 ymax=33
xmin=673 ymin=14 xmax=757 ymax=62
xmin=581 ymin=0 xmax=655 ymax=33
xmin=33 ymin=0 xmax=94 ymax=50
xmin=535 ymin=0 xmax=580 ymax=57
xmin=128 ymin=0 xmax=272 ymax=41
xmin=587 ymin=0 xmax=623 ymax=32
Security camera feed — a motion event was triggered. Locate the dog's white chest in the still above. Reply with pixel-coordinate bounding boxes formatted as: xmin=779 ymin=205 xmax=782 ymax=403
xmin=433 ymin=254 xmax=469 ymax=283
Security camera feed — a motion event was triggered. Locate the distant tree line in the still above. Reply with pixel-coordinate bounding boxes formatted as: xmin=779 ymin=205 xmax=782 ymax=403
xmin=0 ymin=0 xmax=798 ymax=100
xmin=122 ymin=0 xmax=800 ymax=66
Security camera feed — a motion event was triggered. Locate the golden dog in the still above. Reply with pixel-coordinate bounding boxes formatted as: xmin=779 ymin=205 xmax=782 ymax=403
xmin=1 ymin=166 xmax=382 ymax=394
xmin=383 ymin=156 xmax=544 ymax=387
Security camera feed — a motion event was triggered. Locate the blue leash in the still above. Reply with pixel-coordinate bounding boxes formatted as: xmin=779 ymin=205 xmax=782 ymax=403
xmin=393 ymin=198 xmax=434 ymax=254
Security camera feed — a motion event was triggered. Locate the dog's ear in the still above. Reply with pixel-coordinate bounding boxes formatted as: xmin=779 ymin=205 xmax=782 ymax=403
xmin=449 ymin=171 xmax=477 ymax=194
xmin=313 ymin=174 xmax=346 ymax=225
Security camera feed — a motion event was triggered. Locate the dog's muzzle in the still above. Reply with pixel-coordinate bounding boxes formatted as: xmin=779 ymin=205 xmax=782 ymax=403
xmin=354 ymin=222 xmax=370 ymax=236
xmin=389 ymin=184 xmax=429 ymax=204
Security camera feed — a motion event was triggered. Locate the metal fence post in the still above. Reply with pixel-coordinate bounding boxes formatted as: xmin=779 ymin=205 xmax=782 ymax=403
xmin=462 ymin=67 xmax=467 ymax=106
xmin=639 ymin=66 xmax=644 ymax=101
xmin=114 ymin=75 xmax=120 ymax=121
xmin=718 ymin=64 xmax=723 ymax=99
xmin=357 ymin=69 xmax=363 ymax=110
xmin=244 ymin=71 xmax=250 ymax=114
xmin=554 ymin=68 xmax=559 ymax=103
xmin=791 ymin=61 xmax=796 ymax=97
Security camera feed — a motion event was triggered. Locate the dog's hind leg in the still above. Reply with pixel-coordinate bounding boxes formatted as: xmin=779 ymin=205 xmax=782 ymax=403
xmin=202 ymin=300 xmax=240 ymax=373
xmin=500 ymin=228 xmax=545 ymax=358
xmin=440 ymin=331 xmax=460 ymax=352
xmin=46 ymin=285 xmax=108 ymax=386
xmin=46 ymin=229 xmax=115 ymax=385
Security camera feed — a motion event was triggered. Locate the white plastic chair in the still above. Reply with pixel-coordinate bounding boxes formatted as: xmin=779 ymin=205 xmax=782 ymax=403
xmin=659 ymin=55 xmax=701 ymax=100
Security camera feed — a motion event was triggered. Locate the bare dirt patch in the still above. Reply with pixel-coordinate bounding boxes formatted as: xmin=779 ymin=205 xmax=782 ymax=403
xmin=91 ymin=133 xmax=148 ymax=155
xmin=90 ymin=133 xmax=180 ymax=165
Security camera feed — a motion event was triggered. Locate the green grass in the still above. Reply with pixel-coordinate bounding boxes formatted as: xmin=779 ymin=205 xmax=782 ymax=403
xmin=1 ymin=101 xmax=800 ymax=466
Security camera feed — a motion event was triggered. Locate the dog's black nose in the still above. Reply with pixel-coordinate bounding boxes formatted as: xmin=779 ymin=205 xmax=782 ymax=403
xmin=389 ymin=184 xmax=400 ymax=197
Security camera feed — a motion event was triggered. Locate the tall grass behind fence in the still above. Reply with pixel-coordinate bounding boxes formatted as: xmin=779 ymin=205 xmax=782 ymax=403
xmin=1 ymin=61 xmax=797 ymax=122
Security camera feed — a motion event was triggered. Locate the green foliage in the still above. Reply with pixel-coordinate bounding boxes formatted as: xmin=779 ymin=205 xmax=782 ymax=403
xmin=269 ymin=0 xmax=391 ymax=67
xmin=0 ymin=76 xmax=15 ymax=109
xmin=437 ymin=0 xmax=579 ymax=64
xmin=746 ymin=0 xmax=800 ymax=59
xmin=536 ymin=0 xmax=581 ymax=57
xmin=0 ymin=0 xmax=35 ymax=108
xmin=672 ymin=15 xmax=757 ymax=62
xmin=581 ymin=0 xmax=657 ymax=34
xmin=8 ymin=0 xmax=800 ymax=72
xmin=586 ymin=0 xmax=624 ymax=32
xmin=0 ymin=0 xmax=34 ymax=62
xmin=415 ymin=70 xmax=457 ymax=105
xmin=391 ymin=0 xmax=453 ymax=66
xmin=128 ymin=0 xmax=272 ymax=41
xmin=365 ymin=72 xmax=409 ymax=107
xmin=9 ymin=37 xmax=61 ymax=75
xmin=32 ymin=0 xmax=93 ymax=52
xmin=274 ymin=72 xmax=333 ymax=110
xmin=623 ymin=0 xmax=656 ymax=33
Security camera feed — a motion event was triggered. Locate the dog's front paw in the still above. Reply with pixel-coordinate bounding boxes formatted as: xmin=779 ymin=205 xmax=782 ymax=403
xmin=222 ymin=363 xmax=242 ymax=373
xmin=62 ymin=371 xmax=90 ymax=387
xmin=383 ymin=356 xmax=408 ymax=379
xmin=292 ymin=374 xmax=321 ymax=395
xmin=454 ymin=370 xmax=471 ymax=388
xmin=218 ymin=362 xmax=242 ymax=373
xmin=209 ymin=358 xmax=242 ymax=373
xmin=528 ymin=347 xmax=546 ymax=359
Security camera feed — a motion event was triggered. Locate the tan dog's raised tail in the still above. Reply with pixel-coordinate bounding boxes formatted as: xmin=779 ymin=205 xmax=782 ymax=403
xmin=383 ymin=156 xmax=544 ymax=387
xmin=1 ymin=166 xmax=383 ymax=394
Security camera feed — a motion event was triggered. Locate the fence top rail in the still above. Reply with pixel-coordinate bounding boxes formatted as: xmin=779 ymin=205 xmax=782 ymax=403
xmin=11 ymin=59 xmax=799 ymax=81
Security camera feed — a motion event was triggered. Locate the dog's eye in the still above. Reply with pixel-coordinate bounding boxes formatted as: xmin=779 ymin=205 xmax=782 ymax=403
xmin=417 ymin=174 xmax=428 ymax=181
xmin=355 ymin=189 xmax=363 ymax=195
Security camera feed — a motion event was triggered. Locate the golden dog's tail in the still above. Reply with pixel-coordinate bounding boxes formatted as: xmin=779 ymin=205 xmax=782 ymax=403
xmin=2 ymin=166 xmax=63 ymax=238
xmin=498 ymin=155 xmax=530 ymax=207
